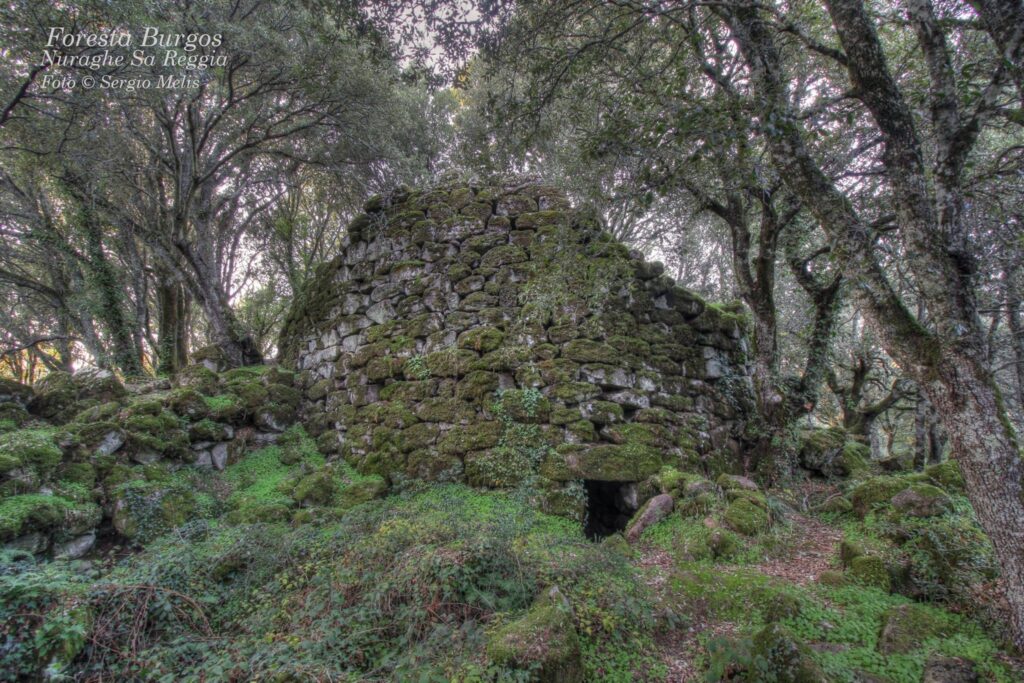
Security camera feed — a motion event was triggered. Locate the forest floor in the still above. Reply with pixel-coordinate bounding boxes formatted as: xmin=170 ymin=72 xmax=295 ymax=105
xmin=637 ymin=512 xmax=844 ymax=682
xmin=630 ymin=482 xmax=1023 ymax=683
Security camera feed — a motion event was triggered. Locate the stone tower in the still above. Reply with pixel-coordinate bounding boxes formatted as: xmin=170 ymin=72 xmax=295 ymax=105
xmin=279 ymin=182 xmax=755 ymax=525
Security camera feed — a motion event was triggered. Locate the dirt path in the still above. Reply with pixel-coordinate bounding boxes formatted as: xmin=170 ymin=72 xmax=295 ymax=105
xmin=755 ymin=512 xmax=842 ymax=586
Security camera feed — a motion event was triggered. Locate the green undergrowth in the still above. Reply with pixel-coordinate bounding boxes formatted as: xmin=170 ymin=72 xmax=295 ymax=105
xmin=671 ymin=565 xmax=1014 ymax=682
xmin=12 ymin=484 xmax=666 ymax=681
xmin=642 ymin=514 xmax=796 ymax=565
xmin=223 ymin=445 xmax=303 ymax=515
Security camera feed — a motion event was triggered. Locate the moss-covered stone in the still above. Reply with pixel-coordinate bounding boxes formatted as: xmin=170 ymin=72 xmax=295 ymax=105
xmin=111 ymin=481 xmax=198 ymax=541
xmin=814 ymin=495 xmax=853 ymax=515
xmin=28 ymin=372 xmax=79 ymax=422
xmin=166 ymin=387 xmax=210 ymax=420
xmin=175 ymin=364 xmax=221 ymax=395
xmin=0 ymin=428 xmax=62 ymax=478
xmin=60 ymin=462 xmax=96 ymax=488
xmin=189 ymin=419 xmax=233 ymax=442
xmin=455 ymin=371 xmax=500 ymax=402
xmin=562 ymin=339 xmax=617 ymax=364
xmin=817 ymin=570 xmax=847 ymax=587
xmin=494 ymin=389 xmax=551 ymax=423
xmin=877 ymin=604 xmax=952 ymax=654
xmin=545 ymin=382 xmax=598 ymax=405
xmin=486 ymin=586 xmax=583 ymax=683
xmin=706 ymin=528 xmax=742 ymax=560
xmin=839 ymin=538 xmax=863 ymax=568
xmin=412 ymin=398 xmax=473 ymax=424
xmin=679 ymin=491 xmax=718 ymax=518
xmin=204 ymin=394 xmax=244 ymax=423
xmin=924 ymin=460 xmax=965 ymax=493
xmin=848 ymin=555 xmax=890 ymax=591
xmin=421 ymin=348 xmax=477 ymax=378
xmin=191 ymin=344 xmax=231 ymax=372
xmin=838 ymin=440 xmax=871 ymax=475
xmin=291 ymin=469 xmax=339 ymax=507
xmin=338 ymin=476 xmax=387 ymax=509
xmin=0 ymin=494 xmax=99 ymax=542
xmin=123 ymin=411 xmax=189 ymax=461
xmin=71 ymin=400 xmax=123 ymax=424
xmin=581 ymin=400 xmax=623 ymax=425
xmin=890 ymin=483 xmax=953 ymax=518
xmin=568 ymin=442 xmax=658 ymax=480
xmin=0 ymin=402 xmax=29 ymax=431
xmin=480 ymin=244 xmax=528 ymax=268
xmin=748 ymin=623 xmax=827 ymax=682
xmin=0 ymin=377 xmax=32 ymax=405
xmin=716 ymin=473 xmax=759 ymax=492
xmin=457 ymin=326 xmax=505 ymax=353
xmin=439 ymin=421 xmax=503 ymax=455
xmin=723 ymin=497 xmax=769 ymax=536
xmin=226 ymin=379 xmax=270 ymax=415
xmin=850 ymin=476 xmax=909 ymax=518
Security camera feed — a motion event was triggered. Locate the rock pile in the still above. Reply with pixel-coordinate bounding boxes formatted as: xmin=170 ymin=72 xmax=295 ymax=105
xmin=0 ymin=363 xmax=300 ymax=557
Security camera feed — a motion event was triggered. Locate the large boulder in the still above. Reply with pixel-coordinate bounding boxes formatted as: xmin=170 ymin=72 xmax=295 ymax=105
xmin=0 ymin=377 xmax=33 ymax=406
xmin=890 ymin=483 xmax=952 ymax=518
xmin=798 ymin=427 xmax=869 ymax=477
xmin=111 ymin=481 xmax=199 ymax=541
xmin=848 ymin=555 xmax=890 ymax=592
xmin=723 ymin=496 xmax=769 ymax=536
xmin=29 ymin=370 xmax=126 ymax=423
xmin=28 ymin=372 xmax=79 ymax=422
xmin=624 ymin=493 xmax=673 ymax=542
xmin=849 ymin=476 xmax=909 ymax=518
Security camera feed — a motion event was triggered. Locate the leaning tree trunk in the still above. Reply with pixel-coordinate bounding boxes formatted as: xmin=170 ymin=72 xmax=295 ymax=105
xmin=926 ymin=358 xmax=1024 ymax=646
xmin=188 ymin=273 xmax=262 ymax=369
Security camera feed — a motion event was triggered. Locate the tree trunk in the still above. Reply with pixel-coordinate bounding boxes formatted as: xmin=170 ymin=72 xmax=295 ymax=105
xmin=721 ymin=0 xmax=1024 ymax=646
xmin=927 ymin=360 xmax=1024 ymax=646
xmin=867 ymin=418 xmax=884 ymax=461
xmin=914 ymin=394 xmax=929 ymax=470
xmin=173 ymin=195 xmax=262 ymax=369
xmin=188 ymin=271 xmax=262 ymax=368
xmin=156 ymin=281 xmax=189 ymax=375
xmin=1005 ymin=270 xmax=1024 ymax=412
xmin=80 ymin=206 xmax=145 ymax=376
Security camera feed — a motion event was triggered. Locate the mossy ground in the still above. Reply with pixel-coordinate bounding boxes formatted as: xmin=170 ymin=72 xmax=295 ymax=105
xmin=2 ymin=407 xmax=1019 ymax=682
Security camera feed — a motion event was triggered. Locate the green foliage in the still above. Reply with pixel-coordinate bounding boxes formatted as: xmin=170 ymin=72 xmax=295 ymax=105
xmin=405 ymin=354 xmax=430 ymax=380
xmin=0 ymin=553 xmax=90 ymax=680
xmin=0 ymin=494 xmax=86 ymax=541
xmin=673 ymin=563 xmax=1014 ymax=683
xmin=47 ymin=485 xmax=663 ymax=681
xmin=0 ymin=428 xmax=62 ymax=479
xmin=223 ymin=446 xmax=296 ymax=517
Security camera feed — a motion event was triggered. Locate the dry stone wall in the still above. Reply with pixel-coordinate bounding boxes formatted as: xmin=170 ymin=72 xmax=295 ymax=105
xmin=280 ymin=182 xmax=756 ymax=518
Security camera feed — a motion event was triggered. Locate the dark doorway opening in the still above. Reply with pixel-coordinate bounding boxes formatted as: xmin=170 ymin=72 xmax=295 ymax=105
xmin=583 ymin=480 xmax=638 ymax=540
